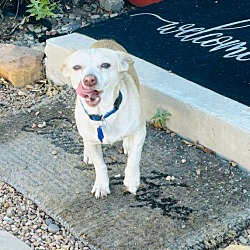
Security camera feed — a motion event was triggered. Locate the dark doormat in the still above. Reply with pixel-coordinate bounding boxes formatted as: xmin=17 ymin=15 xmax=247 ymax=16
xmin=76 ymin=0 xmax=250 ymax=107
xmin=0 ymin=90 xmax=249 ymax=249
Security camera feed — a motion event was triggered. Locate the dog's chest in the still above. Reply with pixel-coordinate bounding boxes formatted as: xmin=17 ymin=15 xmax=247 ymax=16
xmin=75 ymin=97 xmax=142 ymax=144
xmin=98 ymin=120 xmax=123 ymax=144
xmin=77 ymin=116 xmax=125 ymax=144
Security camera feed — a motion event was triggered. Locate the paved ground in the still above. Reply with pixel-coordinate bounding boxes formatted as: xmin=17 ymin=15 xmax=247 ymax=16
xmin=0 ymin=89 xmax=249 ymax=250
xmin=0 ymin=230 xmax=32 ymax=250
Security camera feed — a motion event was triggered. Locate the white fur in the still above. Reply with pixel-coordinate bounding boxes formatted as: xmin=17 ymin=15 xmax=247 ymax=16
xmin=62 ymin=48 xmax=146 ymax=198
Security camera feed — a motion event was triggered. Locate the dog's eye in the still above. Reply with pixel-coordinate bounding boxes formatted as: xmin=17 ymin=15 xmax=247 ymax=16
xmin=101 ymin=63 xmax=111 ymax=69
xmin=73 ymin=65 xmax=82 ymax=70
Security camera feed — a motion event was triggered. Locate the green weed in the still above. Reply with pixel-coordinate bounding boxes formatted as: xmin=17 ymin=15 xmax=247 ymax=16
xmin=151 ymin=108 xmax=171 ymax=129
xmin=26 ymin=0 xmax=56 ymax=20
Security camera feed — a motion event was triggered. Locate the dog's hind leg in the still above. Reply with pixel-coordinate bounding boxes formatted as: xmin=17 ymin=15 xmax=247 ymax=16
xmin=84 ymin=142 xmax=110 ymax=198
xmin=123 ymin=126 xmax=146 ymax=194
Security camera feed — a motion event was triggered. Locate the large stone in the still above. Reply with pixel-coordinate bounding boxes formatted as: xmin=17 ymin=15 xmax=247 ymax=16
xmin=0 ymin=44 xmax=44 ymax=87
xmin=99 ymin=0 xmax=124 ymax=12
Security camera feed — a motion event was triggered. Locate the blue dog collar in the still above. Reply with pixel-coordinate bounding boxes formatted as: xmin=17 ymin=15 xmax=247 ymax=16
xmin=80 ymin=91 xmax=123 ymax=142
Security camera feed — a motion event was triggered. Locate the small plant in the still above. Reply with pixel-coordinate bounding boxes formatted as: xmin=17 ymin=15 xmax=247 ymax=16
xmin=151 ymin=108 xmax=171 ymax=129
xmin=26 ymin=0 xmax=56 ymax=20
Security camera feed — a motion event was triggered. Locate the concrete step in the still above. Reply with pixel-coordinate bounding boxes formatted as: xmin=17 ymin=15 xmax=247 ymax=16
xmin=0 ymin=231 xmax=32 ymax=250
xmin=45 ymin=33 xmax=250 ymax=171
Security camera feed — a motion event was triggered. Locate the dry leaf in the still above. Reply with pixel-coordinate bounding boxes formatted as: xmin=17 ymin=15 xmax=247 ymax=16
xmin=229 ymin=161 xmax=238 ymax=167
xmin=181 ymin=139 xmax=193 ymax=146
xmin=25 ymin=84 xmax=35 ymax=89
xmin=203 ymin=147 xmax=215 ymax=155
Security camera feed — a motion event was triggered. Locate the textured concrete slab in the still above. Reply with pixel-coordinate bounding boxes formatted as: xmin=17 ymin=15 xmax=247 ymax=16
xmin=0 ymin=230 xmax=32 ymax=250
xmin=45 ymin=33 xmax=250 ymax=171
xmin=0 ymin=90 xmax=249 ymax=250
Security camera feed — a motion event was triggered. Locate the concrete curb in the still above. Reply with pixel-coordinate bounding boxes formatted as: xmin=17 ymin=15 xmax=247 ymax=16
xmin=0 ymin=231 xmax=32 ymax=250
xmin=45 ymin=33 xmax=250 ymax=171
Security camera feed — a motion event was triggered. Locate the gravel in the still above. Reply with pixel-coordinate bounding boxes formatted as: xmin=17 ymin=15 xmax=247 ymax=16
xmin=0 ymin=78 xmax=66 ymax=116
xmin=0 ymin=182 xmax=91 ymax=250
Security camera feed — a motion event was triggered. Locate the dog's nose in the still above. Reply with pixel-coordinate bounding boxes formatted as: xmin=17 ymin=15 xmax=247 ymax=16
xmin=83 ymin=74 xmax=97 ymax=87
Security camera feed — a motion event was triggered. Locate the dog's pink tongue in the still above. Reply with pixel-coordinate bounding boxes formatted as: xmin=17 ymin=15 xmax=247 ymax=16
xmin=76 ymin=83 xmax=102 ymax=107
xmin=76 ymin=83 xmax=95 ymax=98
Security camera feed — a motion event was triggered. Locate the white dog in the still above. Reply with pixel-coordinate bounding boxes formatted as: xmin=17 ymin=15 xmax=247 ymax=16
xmin=61 ymin=40 xmax=146 ymax=198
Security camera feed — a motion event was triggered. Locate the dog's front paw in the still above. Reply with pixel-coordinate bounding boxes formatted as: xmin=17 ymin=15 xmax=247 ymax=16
xmin=123 ymin=175 xmax=140 ymax=195
xmin=91 ymin=180 xmax=110 ymax=199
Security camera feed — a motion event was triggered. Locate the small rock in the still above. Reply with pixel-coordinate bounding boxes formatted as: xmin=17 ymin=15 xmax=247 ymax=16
xmin=34 ymin=27 xmax=42 ymax=33
xmin=239 ymin=236 xmax=248 ymax=245
xmin=75 ymin=15 xmax=81 ymax=21
xmin=52 ymin=89 xmax=59 ymax=96
xmin=38 ymin=121 xmax=47 ymax=128
xmin=45 ymin=218 xmax=53 ymax=226
xmin=83 ymin=247 xmax=91 ymax=250
xmin=91 ymin=14 xmax=100 ymax=19
xmin=100 ymin=0 xmax=124 ymax=12
xmin=110 ymin=13 xmax=118 ymax=18
xmin=50 ymin=30 xmax=57 ymax=36
xmin=61 ymin=22 xmax=81 ymax=32
xmin=48 ymin=223 xmax=60 ymax=233
xmin=6 ymin=207 xmax=14 ymax=216
xmin=33 ymin=241 xmax=40 ymax=247
xmin=83 ymin=5 xmax=92 ymax=12
xmin=62 ymin=245 xmax=70 ymax=250
xmin=3 ymin=216 xmax=14 ymax=224
xmin=25 ymin=33 xmax=35 ymax=41
xmin=27 ymin=24 xmax=35 ymax=32
xmin=17 ymin=91 xmax=27 ymax=96
xmin=3 ymin=202 xmax=10 ymax=208
xmin=181 ymin=159 xmax=187 ymax=164
xmin=51 ymin=150 xmax=58 ymax=155
xmin=68 ymin=13 xmax=76 ymax=20
xmin=166 ymin=176 xmax=175 ymax=181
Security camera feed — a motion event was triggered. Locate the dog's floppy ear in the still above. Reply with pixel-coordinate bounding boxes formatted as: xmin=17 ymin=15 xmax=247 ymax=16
xmin=116 ymin=51 xmax=134 ymax=72
xmin=60 ymin=48 xmax=77 ymax=77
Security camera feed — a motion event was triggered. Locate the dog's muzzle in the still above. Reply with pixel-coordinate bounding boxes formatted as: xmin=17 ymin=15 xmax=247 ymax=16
xmin=76 ymin=74 xmax=103 ymax=107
